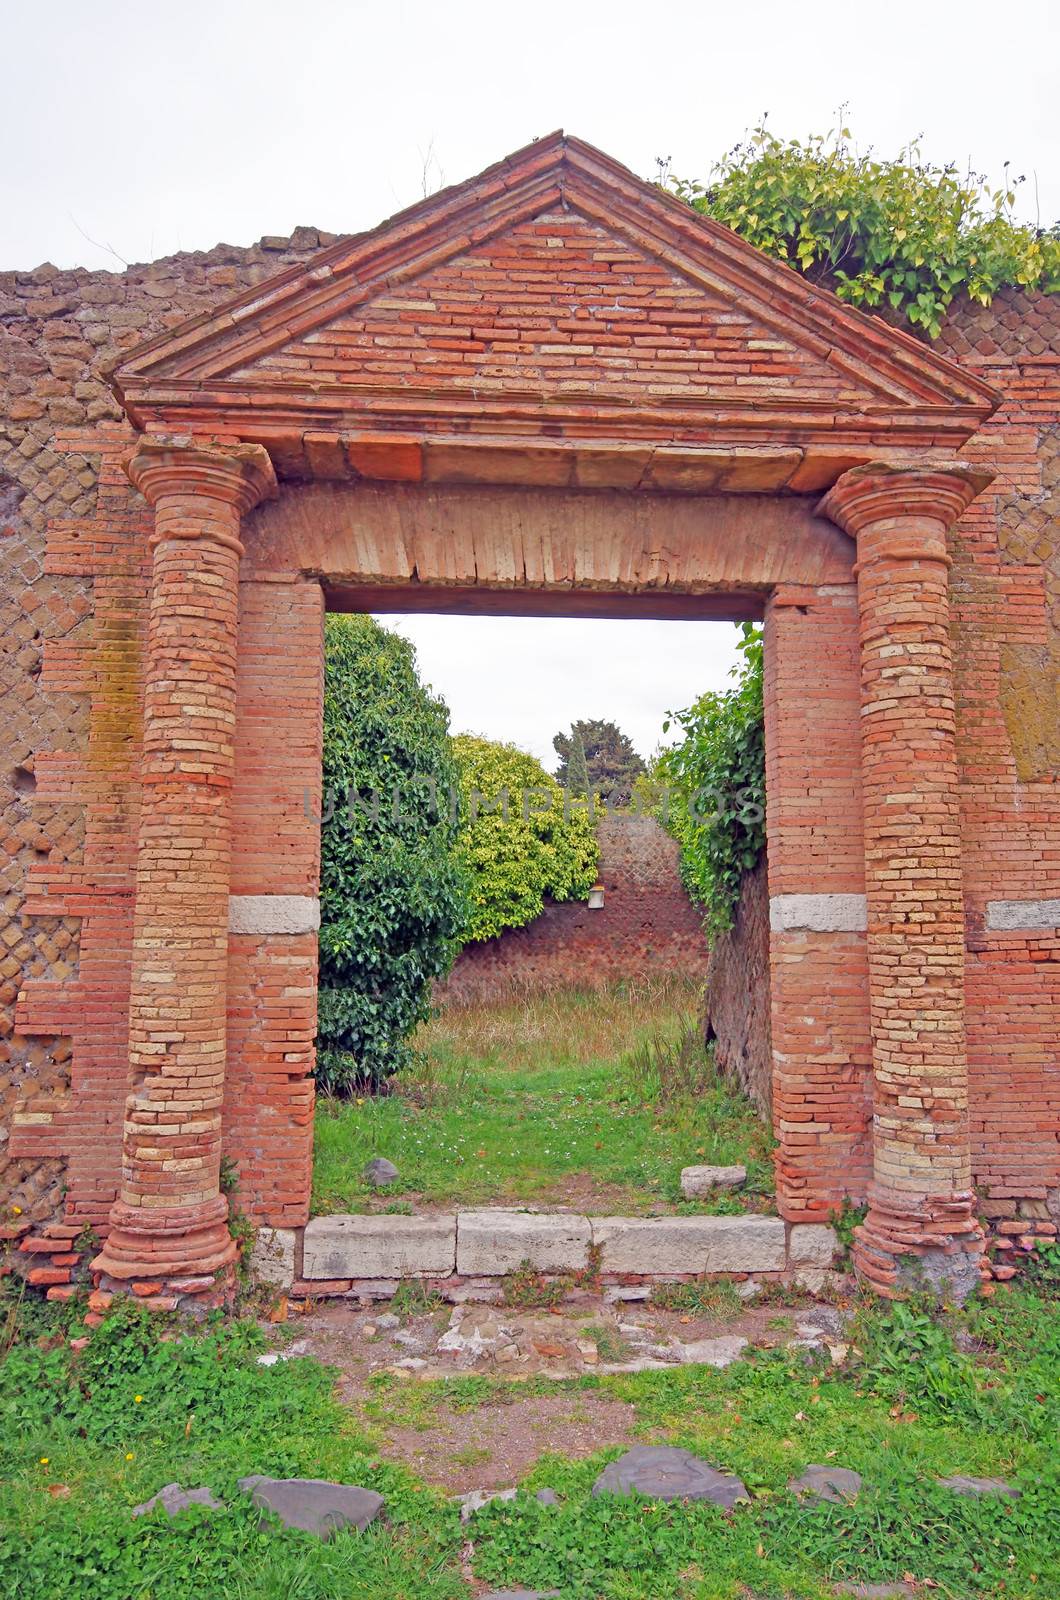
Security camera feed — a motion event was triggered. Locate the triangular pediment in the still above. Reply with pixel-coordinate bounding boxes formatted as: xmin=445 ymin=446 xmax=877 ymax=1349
xmin=111 ymin=133 xmax=999 ymax=473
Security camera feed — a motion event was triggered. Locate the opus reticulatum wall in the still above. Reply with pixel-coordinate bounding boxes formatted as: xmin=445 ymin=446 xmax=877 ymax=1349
xmin=439 ymin=813 xmax=711 ymax=1004
xmin=0 ymin=135 xmax=1056 ymax=1306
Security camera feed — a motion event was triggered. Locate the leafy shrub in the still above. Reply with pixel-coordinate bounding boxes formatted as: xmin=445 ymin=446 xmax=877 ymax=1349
xmin=1021 ymin=1237 xmax=1060 ymax=1298
xmin=675 ymin=123 xmax=1060 ymax=338
xmin=654 ymin=623 xmax=765 ymax=936
xmin=451 ymin=735 xmax=598 ymax=942
xmin=317 ymin=615 xmax=469 ymax=1090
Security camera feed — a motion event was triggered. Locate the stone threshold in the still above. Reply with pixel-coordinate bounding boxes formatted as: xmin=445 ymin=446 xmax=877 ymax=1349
xmin=255 ymin=1210 xmax=839 ymax=1295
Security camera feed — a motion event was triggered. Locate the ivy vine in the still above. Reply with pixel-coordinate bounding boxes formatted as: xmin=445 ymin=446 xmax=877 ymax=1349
xmin=673 ymin=125 xmax=1060 ymax=337
xmin=654 ymin=624 xmax=765 ymax=938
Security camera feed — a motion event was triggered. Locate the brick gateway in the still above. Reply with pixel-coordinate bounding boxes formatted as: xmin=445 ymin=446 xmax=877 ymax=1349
xmin=3 ymin=135 xmax=1057 ymax=1303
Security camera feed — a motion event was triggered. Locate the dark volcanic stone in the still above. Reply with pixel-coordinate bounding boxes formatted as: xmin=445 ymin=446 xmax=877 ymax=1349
xmin=132 ymin=1482 xmax=222 ymax=1517
xmin=789 ymin=1463 xmax=863 ymax=1503
xmin=238 ymin=1475 xmax=384 ymax=1537
xmin=363 ymin=1157 xmax=400 ymax=1188
xmin=592 ymin=1446 xmax=748 ymax=1509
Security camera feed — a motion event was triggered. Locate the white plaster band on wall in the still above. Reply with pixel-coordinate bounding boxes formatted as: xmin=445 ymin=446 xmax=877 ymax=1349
xmin=769 ymin=893 xmax=868 ymax=933
xmin=985 ymin=898 xmax=1060 ymax=932
xmin=228 ymin=895 xmax=321 ymax=935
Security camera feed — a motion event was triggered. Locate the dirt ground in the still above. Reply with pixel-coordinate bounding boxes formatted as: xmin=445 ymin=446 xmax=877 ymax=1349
xmin=281 ymin=1292 xmax=851 ymax=1492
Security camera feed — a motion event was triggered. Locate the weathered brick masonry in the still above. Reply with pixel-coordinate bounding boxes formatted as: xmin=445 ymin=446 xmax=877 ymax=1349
xmin=440 ymin=813 xmax=710 ymax=1004
xmin=1 ymin=134 xmax=1056 ymax=1302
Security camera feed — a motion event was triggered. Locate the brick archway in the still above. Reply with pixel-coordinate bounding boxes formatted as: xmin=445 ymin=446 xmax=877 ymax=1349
xmin=23 ymin=134 xmax=1012 ymax=1303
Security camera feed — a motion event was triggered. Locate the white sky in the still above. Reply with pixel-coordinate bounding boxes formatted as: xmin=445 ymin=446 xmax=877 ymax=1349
xmin=5 ymin=0 xmax=1057 ymax=770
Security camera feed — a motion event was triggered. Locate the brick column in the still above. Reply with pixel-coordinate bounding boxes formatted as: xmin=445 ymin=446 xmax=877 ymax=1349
xmin=819 ymin=462 xmax=988 ymax=1300
xmin=94 ymin=441 xmax=276 ymax=1298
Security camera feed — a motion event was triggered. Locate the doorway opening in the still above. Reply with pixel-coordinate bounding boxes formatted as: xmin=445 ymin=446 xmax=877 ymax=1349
xmin=310 ymin=604 xmax=776 ymax=1228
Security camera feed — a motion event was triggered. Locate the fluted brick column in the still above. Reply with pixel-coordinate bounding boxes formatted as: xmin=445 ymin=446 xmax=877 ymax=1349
xmin=820 ymin=462 xmax=989 ymax=1301
xmin=94 ymin=441 xmax=276 ymax=1295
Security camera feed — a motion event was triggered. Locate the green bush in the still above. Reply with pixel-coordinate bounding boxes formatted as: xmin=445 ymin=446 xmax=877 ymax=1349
xmin=676 ymin=124 xmax=1060 ymax=338
xmin=316 ymin=616 xmax=469 ymax=1091
xmin=654 ymin=623 xmax=765 ymax=937
xmin=451 ymin=735 xmax=598 ymax=942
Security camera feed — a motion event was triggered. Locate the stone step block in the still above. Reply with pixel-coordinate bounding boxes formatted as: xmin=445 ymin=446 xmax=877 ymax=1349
xmin=787 ymin=1223 xmax=840 ymax=1266
xmin=457 ymin=1210 xmax=592 ymax=1275
xmin=302 ymin=1214 xmax=456 ymax=1280
xmin=591 ymin=1215 xmax=785 ymax=1274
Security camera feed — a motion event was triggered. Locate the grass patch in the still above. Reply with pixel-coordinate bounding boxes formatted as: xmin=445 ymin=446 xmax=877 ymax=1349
xmin=0 ymin=1295 xmax=463 ymax=1600
xmin=312 ymin=981 xmax=774 ymax=1214
xmin=1 ymin=1284 xmax=1058 ymax=1597
xmin=649 ymin=1278 xmax=745 ymax=1319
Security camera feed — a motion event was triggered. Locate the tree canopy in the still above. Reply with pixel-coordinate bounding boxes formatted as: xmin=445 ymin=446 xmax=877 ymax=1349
xmin=553 ymin=719 xmax=646 ymax=806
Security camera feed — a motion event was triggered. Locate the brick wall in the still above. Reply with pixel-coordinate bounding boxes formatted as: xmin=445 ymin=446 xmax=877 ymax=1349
xmin=0 ymin=210 xmax=1056 ymax=1257
xmin=440 ymin=813 xmax=709 ymax=1004
xmin=700 ymin=290 xmax=1060 ymax=1227
xmin=936 ymin=292 xmax=1060 ymax=1231
xmin=0 ymin=230 xmax=330 ymax=1245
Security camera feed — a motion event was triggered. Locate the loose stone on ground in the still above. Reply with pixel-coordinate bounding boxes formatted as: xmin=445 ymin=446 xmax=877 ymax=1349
xmin=937 ymin=1474 xmax=1019 ymax=1497
xmin=456 ymin=1486 xmax=518 ymax=1521
xmin=238 ymin=1475 xmax=385 ymax=1537
xmin=363 ymin=1157 xmax=400 ymax=1188
xmin=132 ymin=1482 xmax=222 ymax=1518
xmin=679 ymin=1163 xmax=746 ymax=1196
xmin=788 ymin=1464 xmax=862 ymax=1503
xmin=592 ymin=1446 xmax=749 ymax=1509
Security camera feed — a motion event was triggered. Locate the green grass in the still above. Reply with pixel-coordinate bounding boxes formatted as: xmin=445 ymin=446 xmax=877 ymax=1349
xmin=312 ymin=982 xmax=774 ymax=1214
xmin=0 ymin=1295 xmax=463 ymax=1600
xmin=1 ymin=1284 xmax=1058 ymax=1598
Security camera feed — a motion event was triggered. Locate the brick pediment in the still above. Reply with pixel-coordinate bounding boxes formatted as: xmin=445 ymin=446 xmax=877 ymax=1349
xmin=111 ymin=133 xmax=999 ymax=486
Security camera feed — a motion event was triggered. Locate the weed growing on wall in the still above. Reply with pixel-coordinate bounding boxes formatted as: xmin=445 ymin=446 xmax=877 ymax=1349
xmin=674 ymin=124 xmax=1060 ymax=338
xmin=655 ymin=623 xmax=765 ymax=936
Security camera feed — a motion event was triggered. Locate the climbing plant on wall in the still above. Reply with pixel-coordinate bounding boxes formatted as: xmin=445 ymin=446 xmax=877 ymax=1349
xmin=674 ymin=125 xmax=1060 ymax=338
xmin=654 ymin=624 xmax=765 ymax=938
xmin=452 ymin=735 xmax=599 ymax=943
xmin=317 ymin=616 xmax=469 ymax=1091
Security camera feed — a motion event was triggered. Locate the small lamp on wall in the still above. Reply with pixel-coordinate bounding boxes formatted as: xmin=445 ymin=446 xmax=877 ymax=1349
xmin=588 ymin=883 xmax=605 ymax=910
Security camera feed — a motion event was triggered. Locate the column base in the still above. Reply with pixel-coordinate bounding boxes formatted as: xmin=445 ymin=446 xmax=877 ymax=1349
xmin=92 ymin=1194 xmax=237 ymax=1293
xmin=854 ymin=1182 xmax=984 ymax=1302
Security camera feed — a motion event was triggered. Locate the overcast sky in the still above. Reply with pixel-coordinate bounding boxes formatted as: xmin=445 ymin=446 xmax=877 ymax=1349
xmin=5 ymin=0 xmax=1056 ymax=769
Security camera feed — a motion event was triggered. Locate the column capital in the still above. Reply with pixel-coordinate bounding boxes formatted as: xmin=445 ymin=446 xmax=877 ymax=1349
xmin=126 ymin=438 xmax=277 ymax=517
xmin=817 ymin=460 xmax=992 ymax=547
